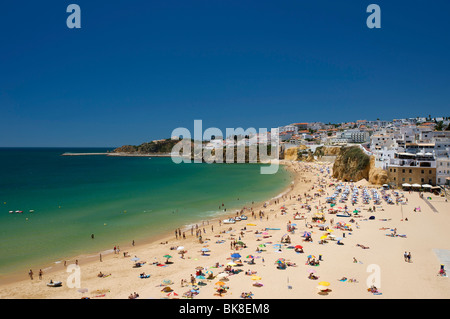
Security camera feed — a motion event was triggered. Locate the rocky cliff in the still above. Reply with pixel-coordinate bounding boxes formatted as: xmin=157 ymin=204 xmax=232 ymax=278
xmin=332 ymin=146 xmax=389 ymax=185
xmin=283 ymin=145 xmax=312 ymax=161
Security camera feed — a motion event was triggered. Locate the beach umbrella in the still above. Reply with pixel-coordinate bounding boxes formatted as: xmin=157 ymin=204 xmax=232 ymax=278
xmin=307 ymin=269 xmax=316 ymax=274
xmin=196 ymin=275 xmax=206 ymax=280
xmin=167 ymin=292 xmax=178 ymax=297
xmin=318 ymin=281 xmax=330 ymax=286
xmin=320 ymin=235 xmax=328 ymax=240
xmin=295 ymin=245 xmax=303 ymax=249
xmin=231 ymin=253 xmax=241 ymax=259
xmin=246 ymin=255 xmax=255 ymax=259
xmin=216 ymin=273 xmax=228 ymax=279
xmin=215 ymin=281 xmax=225 ymax=286
xmin=161 ymin=286 xmax=173 ymax=292
xmin=162 ymin=279 xmax=173 ymax=285
xmin=163 ymin=255 xmax=172 ymax=259
xmin=201 ymin=248 xmax=210 ymax=252
xmin=317 ymin=285 xmax=328 ymax=291
xmin=130 ymin=257 xmax=140 ymax=262
xmin=176 ymin=246 xmax=185 ymax=251
xmin=251 ymin=275 xmax=262 ymax=281
xmin=227 ymin=262 xmax=237 ymax=266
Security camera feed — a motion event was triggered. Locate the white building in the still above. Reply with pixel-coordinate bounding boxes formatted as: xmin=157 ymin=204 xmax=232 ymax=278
xmin=338 ymin=130 xmax=370 ymax=143
xmin=436 ymin=157 xmax=450 ymax=185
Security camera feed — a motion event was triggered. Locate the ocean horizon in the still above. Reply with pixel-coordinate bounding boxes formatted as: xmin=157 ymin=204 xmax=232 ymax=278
xmin=0 ymin=147 xmax=291 ymax=279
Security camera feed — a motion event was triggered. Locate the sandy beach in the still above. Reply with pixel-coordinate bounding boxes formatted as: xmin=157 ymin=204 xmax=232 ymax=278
xmin=1 ymin=160 xmax=449 ymax=299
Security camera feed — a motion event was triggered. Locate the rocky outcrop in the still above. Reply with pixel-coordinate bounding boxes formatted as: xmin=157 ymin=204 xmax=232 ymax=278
xmin=283 ymin=145 xmax=311 ymax=161
xmin=284 ymin=147 xmax=301 ymax=161
xmin=332 ymin=146 xmax=371 ymax=182
xmin=368 ymin=156 xmax=389 ymax=185
xmin=323 ymin=146 xmax=341 ymax=156
xmin=332 ymin=146 xmax=389 ymax=185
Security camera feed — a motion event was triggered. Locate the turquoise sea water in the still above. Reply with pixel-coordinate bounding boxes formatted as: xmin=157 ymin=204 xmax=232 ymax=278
xmin=0 ymin=148 xmax=291 ymax=278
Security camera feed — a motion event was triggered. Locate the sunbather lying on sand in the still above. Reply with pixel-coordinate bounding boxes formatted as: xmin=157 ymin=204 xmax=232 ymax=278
xmin=356 ymin=244 xmax=369 ymax=249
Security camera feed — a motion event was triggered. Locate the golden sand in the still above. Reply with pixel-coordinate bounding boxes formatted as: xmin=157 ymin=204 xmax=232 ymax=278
xmin=1 ymin=161 xmax=449 ymax=299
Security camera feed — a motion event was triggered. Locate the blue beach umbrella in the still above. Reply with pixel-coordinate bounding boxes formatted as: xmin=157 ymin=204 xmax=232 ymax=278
xmin=231 ymin=253 xmax=241 ymax=259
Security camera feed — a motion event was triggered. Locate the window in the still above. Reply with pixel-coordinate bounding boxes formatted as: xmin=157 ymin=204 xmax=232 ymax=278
xmin=409 ymin=169 xmax=412 ymax=173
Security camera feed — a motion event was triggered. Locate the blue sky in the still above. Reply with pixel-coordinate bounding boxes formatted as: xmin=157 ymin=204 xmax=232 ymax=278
xmin=1 ymin=0 xmax=449 ymax=147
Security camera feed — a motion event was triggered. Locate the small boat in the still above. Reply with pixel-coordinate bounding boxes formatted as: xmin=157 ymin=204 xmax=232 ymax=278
xmin=239 ymin=215 xmax=248 ymax=220
xmin=222 ymin=218 xmax=236 ymax=224
xmin=15 ymin=211 xmax=23 ymax=214
xmin=336 ymin=212 xmax=351 ymax=217
xmin=234 ymin=216 xmax=241 ymax=221
xmin=47 ymin=281 xmax=62 ymax=287
xmin=9 ymin=211 xmax=13 ymax=214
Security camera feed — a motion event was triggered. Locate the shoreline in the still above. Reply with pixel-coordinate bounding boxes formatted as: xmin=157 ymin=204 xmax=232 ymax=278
xmin=0 ymin=161 xmax=296 ymax=287
xmin=3 ymin=159 xmax=448 ymax=299
xmin=61 ymin=152 xmax=175 ymax=157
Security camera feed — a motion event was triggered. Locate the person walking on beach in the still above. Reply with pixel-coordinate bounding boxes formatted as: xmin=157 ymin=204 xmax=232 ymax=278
xmin=28 ymin=269 xmax=33 ymax=280
xmin=407 ymin=252 xmax=412 ymax=263
xmin=39 ymin=269 xmax=43 ymax=280
xmin=404 ymin=251 xmax=408 ymax=262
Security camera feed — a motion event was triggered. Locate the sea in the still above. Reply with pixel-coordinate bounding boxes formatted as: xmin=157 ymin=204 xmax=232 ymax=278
xmin=0 ymin=148 xmax=291 ymax=280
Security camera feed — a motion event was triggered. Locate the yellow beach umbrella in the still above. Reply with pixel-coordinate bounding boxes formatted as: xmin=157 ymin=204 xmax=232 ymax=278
xmin=320 ymin=235 xmax=328 ymax=240
xmin=318 ymin=281 xmax=330 ymax=286
xmin=251 ymin=275 xmax=262 ymax=281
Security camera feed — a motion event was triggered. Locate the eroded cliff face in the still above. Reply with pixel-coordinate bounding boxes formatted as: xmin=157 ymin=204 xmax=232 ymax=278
xmin=284 ymin=147 xmax=301 ymax=161
xmin=332 ymin=146 xmax=389 ymax=185
xmin=323 ymin=147 xmax=341 ymax=156
xmin=368 ymin=156 xmax=389 ymax=185
xmin=283 ymin=145 xmax=309 ymax=161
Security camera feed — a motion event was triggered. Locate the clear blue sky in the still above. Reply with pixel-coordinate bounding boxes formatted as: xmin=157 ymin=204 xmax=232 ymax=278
xmin=1 ymin=0 xmax=449 ymax=147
